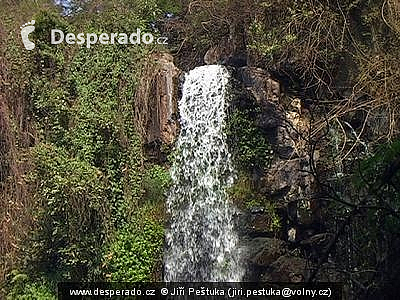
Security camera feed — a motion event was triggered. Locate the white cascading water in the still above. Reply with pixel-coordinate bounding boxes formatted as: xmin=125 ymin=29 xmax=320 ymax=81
xmin=164 ymin=65 xmax=243 ymax=281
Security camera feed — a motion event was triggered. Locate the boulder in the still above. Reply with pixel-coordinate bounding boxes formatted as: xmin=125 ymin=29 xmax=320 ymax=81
xmin=246 ymin=237 xmax=286 ymax=267
xmin=261 ymin=255 xmax=309 ymax=282
xmin=300 ymin=233 xmax=334 ymax=253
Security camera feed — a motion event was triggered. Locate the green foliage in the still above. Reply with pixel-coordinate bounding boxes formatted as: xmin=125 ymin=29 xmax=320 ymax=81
xmin=354 ymin=139 xmax=400 ymax=233
xmin=29 ymin=143 xmax=107 ymax=281
xmin=226 ymin=97 xmax=278 ymax=230
xmin=8 ymin=0 xmax=175 ymax=290
xmin=227 ymin=105 xmax=272 ymax=172
xmin=157 ymin=0 xmax=182 ymax=14
xmin=330 ymin=138 xmax=400 ymax=296
xmin=65 ymin=44 xmax=145 ymax=225
xmin=228 ymin=175 xmax=281 ymax=231
xmin=142 ymin=165 xmax=172 ymax=204
xmin=357 ymin=140 xmax=400 ymax=188
xmin=73 ymin=0 xmax=181 ymax=34
xmin=248 ymin=20 xmax=286 ymax=58
xmin=102 ymin=207 xmax=164 ymax=282
xmin=249 ymin=0 xmax=341 ymax=62
xmin=6 ymin=271 xmax=56 ymax=300
xmin=265 ymin=203 xmax=282 ymax=232
xmin=227 ymin=175 xmax=254 ymax=205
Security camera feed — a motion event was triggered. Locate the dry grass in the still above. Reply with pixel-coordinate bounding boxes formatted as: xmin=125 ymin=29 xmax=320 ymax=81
xmin=0 ymin=57 xmax=36 ymax=287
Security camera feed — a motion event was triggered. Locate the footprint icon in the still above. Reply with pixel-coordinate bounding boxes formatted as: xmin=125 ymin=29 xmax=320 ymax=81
xmin=20 ymin=20 xmax=36 ymax=50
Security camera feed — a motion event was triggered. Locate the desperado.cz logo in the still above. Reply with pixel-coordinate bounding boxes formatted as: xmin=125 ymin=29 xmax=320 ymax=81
xmin=51 ymin=29 xmax=168 ymax=48
xmin=20 ymin=20 xmax=36 ymax=50
xmin=20 ymin=20 xmax=167 ymax=50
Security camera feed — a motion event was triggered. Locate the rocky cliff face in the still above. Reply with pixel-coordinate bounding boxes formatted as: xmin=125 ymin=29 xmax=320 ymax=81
xmin=229 ymin=65 xmax=329 ymax=282
xmin=134 ymin=52 xmax=180 ymax=148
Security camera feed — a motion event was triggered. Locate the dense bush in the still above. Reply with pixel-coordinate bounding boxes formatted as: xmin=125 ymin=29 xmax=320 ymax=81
xmin=28 ymin=143 xmax=107 ymax=281
xmin=324 ymin=139 xmax=400 ymax=298
xmin=226 ymin=104 xmax=272 ymax=173
xmin=5 ymin=272 xmax=55 ymax=300
xmin=102 ymin=206 xmax=165 ymax=282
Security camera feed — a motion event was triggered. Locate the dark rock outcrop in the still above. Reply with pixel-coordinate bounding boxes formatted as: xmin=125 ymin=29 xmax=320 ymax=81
xmin=233 ymin=65 xmax=324 ymax=282
xmin=238 ymin=67 xmax=280 ymax=105
xmin=247 ymin=238 xmax=286 ymax=267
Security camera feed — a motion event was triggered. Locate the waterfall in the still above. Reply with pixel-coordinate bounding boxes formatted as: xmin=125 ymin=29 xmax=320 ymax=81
xmin=164 ymin=65 xmax=243 ymax=281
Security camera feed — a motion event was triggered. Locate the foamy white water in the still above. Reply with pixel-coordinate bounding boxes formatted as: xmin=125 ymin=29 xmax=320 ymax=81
xmin=164 ymin=65 xmax=243 ymax=281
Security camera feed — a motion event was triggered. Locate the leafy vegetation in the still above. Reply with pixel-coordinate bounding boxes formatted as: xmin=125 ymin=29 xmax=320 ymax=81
xmin=142 ymin=165 xmax=172 ymax=204
xmin=21 ymin=8 xmax=151 ymax=287
xmin=321 ymin=139 xmax=400 ymax=298
xmin=228 ymin=175 xmax=281 ymax=232
xmin=102 ymin=206 xmax=164 ymax=282
xmin=5 ymin=272 xmax=55 ymax=300
xmin=226 ymin=92 xmax=280 ymax=233
xmin=0 ymin=0 xmax=179 ymax=297
xmin=226 ymin=101 xmax=273 ymax=172
xmin=29 ymin=143 xmax=107 ymax=281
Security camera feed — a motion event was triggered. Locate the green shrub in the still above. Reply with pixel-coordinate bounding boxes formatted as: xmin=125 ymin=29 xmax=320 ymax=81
xmin=102 ymin=207 xmax=164 ymax=282
xmin=227 ymin=106 xmax=272 ymax=172
xmin=354 ymin=139 xmax=400 ymax=233
xmin=6 ymin=271 xmax=56 ymax=300
xmin=24 ymin=8 xmax=150 ymax=283
xmin=28 ymin=143 xmax=107 ymax=281
xmin=2 ymin=0 xmax=179 ymax=294
xmin=142 ymin=165 xmax=172 ymax=204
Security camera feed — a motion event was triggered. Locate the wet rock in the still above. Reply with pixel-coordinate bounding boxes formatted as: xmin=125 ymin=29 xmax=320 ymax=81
xmin=297 ymin=200 xmax=315 ymax=225
xmin=249 ymin=206 xmax=264 ymax=214
xmin=266 ymin=159 xmax=303 ymax=197
xmin=243 ymin=204 xmax=284 ymax=238
xmin=246 ymin=213 xmax=275 ymax=237
xmin=233 ymin=65 xmax=323 ymax=281
xmin=257 ymin=101 xmax=281 ymax=144
xmin=265 ymin=155 xmax=318 ymax=227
